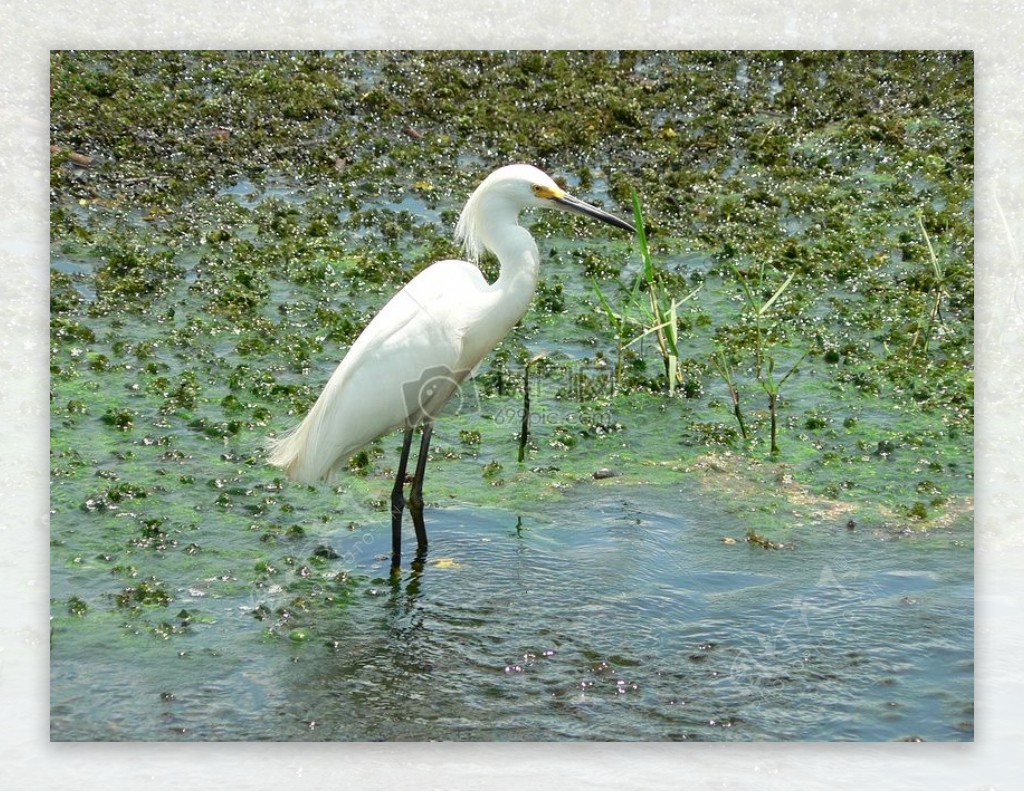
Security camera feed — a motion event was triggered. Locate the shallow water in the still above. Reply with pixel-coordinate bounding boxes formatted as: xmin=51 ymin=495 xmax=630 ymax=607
xmin=49 ymin=51 xmax=973 ymax=742
xmin=51 ymin=481 xmax=972 ymax=742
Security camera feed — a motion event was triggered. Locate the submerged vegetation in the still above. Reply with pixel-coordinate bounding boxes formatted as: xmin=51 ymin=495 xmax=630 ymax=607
xmin=593 ymin=192 xmax=701 ymax=396
xmin=50 ymin=51 xmax=973 ymax=649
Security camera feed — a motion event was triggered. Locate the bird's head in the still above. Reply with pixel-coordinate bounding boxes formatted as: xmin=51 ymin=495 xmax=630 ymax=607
xmin=456 ymin=164 xmax=635 ymax=262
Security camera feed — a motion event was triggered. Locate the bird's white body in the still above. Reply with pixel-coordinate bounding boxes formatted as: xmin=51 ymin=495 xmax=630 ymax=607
xmin=268 ymin=255 xmax=531 ymax=483
xmin=268 ymin=165 xmax=554 ymax=484
xmin=268 ymin=163 xmax=633 ymax=567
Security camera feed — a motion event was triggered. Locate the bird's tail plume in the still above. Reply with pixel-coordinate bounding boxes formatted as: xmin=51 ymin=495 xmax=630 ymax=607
xmin=266 ymin=421 xmax=317 ymax=485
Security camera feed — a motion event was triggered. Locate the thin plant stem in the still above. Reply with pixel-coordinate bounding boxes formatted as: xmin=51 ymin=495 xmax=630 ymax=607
xmin=518 ymin=355 xmax=545 ymax=463
xmin=914 ymin=213 xmax=947 ymax=354
xmin=712 ymin=352 xmax=748 ymax=440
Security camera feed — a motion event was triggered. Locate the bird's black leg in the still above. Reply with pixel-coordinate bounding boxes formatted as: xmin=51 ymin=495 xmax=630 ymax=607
xmin=391 ymin=426 xmax=415 ymax=570
xmin=408 ymin=422 xmax=433 ymax=550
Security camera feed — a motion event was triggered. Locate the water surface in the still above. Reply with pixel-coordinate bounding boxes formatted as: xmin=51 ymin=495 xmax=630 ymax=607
xmin=51 ymin=483 xmax=972 ymax=741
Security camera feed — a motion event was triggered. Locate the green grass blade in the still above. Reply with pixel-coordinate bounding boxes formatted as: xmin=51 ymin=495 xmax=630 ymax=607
xmin=591 ymin=277 xmax=621 ymax=332
xmin=665 ymin=296 xmax=679 ymax=357
xmin=631 ymin=190 xmax=654 ymax=284
xmin=758 ymin=271 xmax=796 ymax=317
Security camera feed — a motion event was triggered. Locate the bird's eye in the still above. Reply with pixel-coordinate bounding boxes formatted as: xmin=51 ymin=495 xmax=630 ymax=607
xmin=531 ymin=184 xmax=561 ymax=200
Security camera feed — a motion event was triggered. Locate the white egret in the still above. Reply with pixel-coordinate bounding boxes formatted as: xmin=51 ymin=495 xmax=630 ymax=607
xmin=268 ymin=163 xmax=635 ymax=568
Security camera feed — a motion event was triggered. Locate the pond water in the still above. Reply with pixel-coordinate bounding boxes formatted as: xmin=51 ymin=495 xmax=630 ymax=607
xmin=51 ymin=478 xmax=972 ymax=742
xmin=49 ymin=51 xmax=974 ymax=743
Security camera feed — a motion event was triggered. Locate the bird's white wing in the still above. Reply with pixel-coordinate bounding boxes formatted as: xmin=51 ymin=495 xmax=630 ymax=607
xmin=268 ymin=259 xmax=488 ymax=484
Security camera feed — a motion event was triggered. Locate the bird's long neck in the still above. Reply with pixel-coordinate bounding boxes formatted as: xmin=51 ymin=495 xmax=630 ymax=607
xmin=483 ymin=222 xmax=540 ymax=331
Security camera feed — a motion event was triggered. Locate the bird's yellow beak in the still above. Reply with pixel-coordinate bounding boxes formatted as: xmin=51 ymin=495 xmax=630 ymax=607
xmin=551 ymin=191 xmax=636 ymax=234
